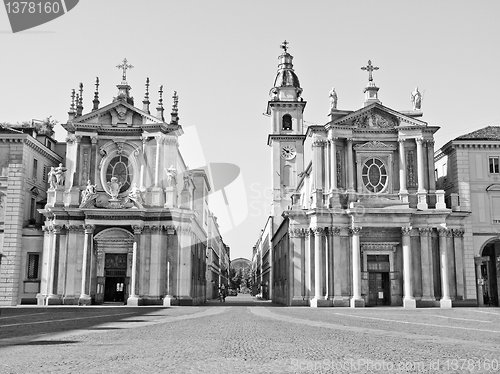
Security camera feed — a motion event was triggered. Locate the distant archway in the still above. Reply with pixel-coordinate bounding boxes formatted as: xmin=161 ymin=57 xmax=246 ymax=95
xmin=477 ymin=238 xmax=500 ymax=306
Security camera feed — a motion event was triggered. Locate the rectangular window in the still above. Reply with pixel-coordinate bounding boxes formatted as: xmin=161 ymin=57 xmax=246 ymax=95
xmin=32 ymin=158 xmax=38 ymax=179
xmin=27 ymin=253 xmax=40 ymax=279
xmin=30 ymin=197 xmax=36 ymax=220
xmin=492 ymin=197 xmax=500 ymax=223
xmin=489 ymin=157 xmax=499 ymax=174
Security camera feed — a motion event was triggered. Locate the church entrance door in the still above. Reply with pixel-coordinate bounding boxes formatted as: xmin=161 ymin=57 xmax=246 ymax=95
xmin=366 ymin=254 xmax=390 ymax=306
xmin=104 ymin=253 xmax=128 ymax=303
xmin=368 ymin=272 xmax=390 ymax=306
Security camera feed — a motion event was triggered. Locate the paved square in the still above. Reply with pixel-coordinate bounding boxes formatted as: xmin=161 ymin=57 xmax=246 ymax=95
xmin=1 ymin=295 xmax=499 ymax=373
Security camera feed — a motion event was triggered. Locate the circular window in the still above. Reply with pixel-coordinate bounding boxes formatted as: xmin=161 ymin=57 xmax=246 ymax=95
xmin=362 ymin=157 xmax=387 ymax=193
xmin=106 ymin=155 xmax=133 ymax=194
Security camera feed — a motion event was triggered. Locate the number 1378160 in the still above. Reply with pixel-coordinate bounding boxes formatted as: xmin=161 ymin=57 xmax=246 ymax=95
xmin=5 ymin=2 xmax=61 ymax=14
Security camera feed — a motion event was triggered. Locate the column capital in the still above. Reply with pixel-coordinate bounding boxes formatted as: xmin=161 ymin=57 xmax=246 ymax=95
xmin=346 ymin=138 xmax=353 ymax=144
xmin=437 ymin=227 xmax=451 ymax=237
xmin=132 ymin=225 xmax=143 ymax=235
xmin=311 ymin=227 xmax=325 ymax=236
xmin=52 ymin=224 xmax=62 ymax=234
xmin=401 ymin=226 xmax=412 ymax=236
xmin=349 ymin=227 xmax=362 ymax=236
xmin=415 ymin=137 xmax=424 ymax=145
xmin=176 ymin=226 xmax=192 ymax=235
xmin=75 ymin=135 xmax=83 ymax=143
xmin=329 ymin=227 xmax=341 ymax=236
xmin=453 ymin=229 xmax=465 ymax=238
xmin=311 ymin=139 xmax=326 ymax=148
xmin=418 ymin=227 xmax=432 ymax=236
xmin=289 ymin=228 xmax=307 ymax=238
xmin=84 ymin=224 xmax=95 ymax=234
xmin=398 ymin=137 xmax=406 ymax=144
xmin=164 ymin=225 xmax=176 ymax=235
xmin=426 ymin=140 xmax=435 ymax=147
xmin=90 ymin=136 xmax=98 ymax=144
xmin=328 ymin=136 xmax=339 ymax=143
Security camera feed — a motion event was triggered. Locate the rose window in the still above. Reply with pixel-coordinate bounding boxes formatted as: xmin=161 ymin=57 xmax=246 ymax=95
xmin=106 ymin=155 xmax=133 ymax=194
xmin=362 ymin=157 xmax=387 ymax=193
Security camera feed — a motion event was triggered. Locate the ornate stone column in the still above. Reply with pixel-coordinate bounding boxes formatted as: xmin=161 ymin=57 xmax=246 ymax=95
xmin=154 ymin=135 xmax=162 ymax=187
xmin=48 ymin=225 xmax=62 ymax=300
xmin=310 ymin=227 xmax=327 ymax=307
xmin=453 ymin=229 xmax=465 ymax=300
xmin=79 ymin=224 xmax=95 ymax=306
xmin=324 ymin=141 xmax=330 ymax=193
xmin=140 ymin=135 xmax=148 ymax=189
xmin=90 ymin=136 xmax=98 ymax=184
xmin=127 ymin=225 xmax=143 ymax=306
xmin=346 ymin=138 xmax=355 ymax=193
xmin=350 ymin=226 xmax=364 ymax=307
xmin=419 ymin=227 xmax=434 ymax=301
xmin=311 ymin=138 xmax=324 ymax=208
xmin=416 ymin=137 xmax=428 ymax=209
xmin=331 ymin=227 xmax=343 ymax=306
xmin=164 ymin=225 xmax=176 ymax=306
xmin=426 ymin=140 xmax=436 ymax=206
xmin=438 ymin=228 xmax=452 ymax=308
xmin=474 ymin=257 xmax=484 ymax=306
xmin=177 ymin=226 xmax=193 ymax=304
xmin=289 ymin=228 xmax=306 ymax=305
xmin=402 ymin=226 xmax=416 ymax=308
xmin=398 ymin=138 xmax=408 ymax=203
xmin=328 ymin=137 xmax=341 ymax=208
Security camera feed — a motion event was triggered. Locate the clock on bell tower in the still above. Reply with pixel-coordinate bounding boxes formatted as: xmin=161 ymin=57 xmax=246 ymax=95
xmin=267 ymin=41 xmax=306 ymax=216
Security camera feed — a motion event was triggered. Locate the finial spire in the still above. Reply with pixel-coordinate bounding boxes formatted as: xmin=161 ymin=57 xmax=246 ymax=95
xmin=157 ymin=85 xmax=164 ymax=121
xmin=92 ymin=77 xmax=100 ymax=111
xmin=280 ymin=40 xmax=289 ymax=54
xmin=68 ymin=89 xmax=76 ymax=121
xmin=76 ymin=83 xmax=84 ymax=116
xmin=170 ymin=90 xmax=179 ymax=124
xmin=361 ymin=60 xmax=379 ymax=82
xmin=142 ymin=77 xmax=150 ymax=114
xmin=116 ymin=58 xmax=134 ymax=82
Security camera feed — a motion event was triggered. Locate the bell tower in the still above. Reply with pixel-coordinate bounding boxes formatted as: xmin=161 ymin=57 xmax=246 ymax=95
xmin=267 ymin=41 xmax=306 ymax=216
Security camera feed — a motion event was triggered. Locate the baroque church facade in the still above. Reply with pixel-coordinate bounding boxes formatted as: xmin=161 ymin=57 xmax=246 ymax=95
xmin=253 ymin=42 xmax=475 ymax=308
xmin=0 ymin=60 xmax=230 ymax=306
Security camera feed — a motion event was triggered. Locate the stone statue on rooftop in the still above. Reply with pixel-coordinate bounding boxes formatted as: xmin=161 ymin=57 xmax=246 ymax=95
xmin=329 ymin=87 xmax=338 ymax=112
xmin=411 ymin=87 xmax=422 ymax=110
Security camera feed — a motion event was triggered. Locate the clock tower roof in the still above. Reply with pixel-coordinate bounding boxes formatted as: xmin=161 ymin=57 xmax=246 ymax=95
xmin=269 ymin=41 xmax=303 ymax=102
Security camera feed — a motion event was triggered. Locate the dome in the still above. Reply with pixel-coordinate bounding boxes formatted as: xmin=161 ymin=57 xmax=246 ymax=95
xmin=274 ymin=69 xmax=301 ymax=88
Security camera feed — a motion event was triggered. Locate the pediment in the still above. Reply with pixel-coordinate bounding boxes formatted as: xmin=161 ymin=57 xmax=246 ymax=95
xmin=333 ymin=103 xmax=426 ymax=129
xmin=354 ymin=140 xmax=396 ymax=150
xmin=67 ymin=99 xmax=167 ymax=132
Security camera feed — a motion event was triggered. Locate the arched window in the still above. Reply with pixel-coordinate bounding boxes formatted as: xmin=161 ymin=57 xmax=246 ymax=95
xmin=282 ymin=114 xmax=292 ymax=131
xmin=106 ymin=155 xmax=133 ymax=194
xmin=362 ymin=157 xmax=388 ymax=193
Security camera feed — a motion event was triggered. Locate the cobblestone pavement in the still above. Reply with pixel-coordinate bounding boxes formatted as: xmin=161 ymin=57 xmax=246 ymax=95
xmin=1 ymin=295 xmax=500 ymax=374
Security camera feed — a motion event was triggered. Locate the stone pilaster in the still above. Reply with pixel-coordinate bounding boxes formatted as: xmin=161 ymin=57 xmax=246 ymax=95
xmin=311 ymin=138 xmax=324 ymax=208
xmin=418 ymin=228 xmax=435 ymax=301
xmin=46 ymin=224 xmax=62 ymax=304
xmin=177 ymin=225 xmax=193 ymax=305
xmin=398 ymin=138 xmax=408 ymax=203
xmin=349 ymin=226 xmax=364 ymax=307
xmin=453 ymin=229 xmax=465 ymax=300
xmin=289 ymin=228 xmax=307 ymax=305
xmin=127 ymin=225 xmax=143 ymax=306
xmin=438 ymin=228 xmax=452 ymax=308
xmin=79 ymin=224 xmax=95 ymax=306
xmin=310 ymin=227 xmax=328 ymax=307
xmin=416 ymin=137 xmax=428 ymax=209
xmin=402 ymin=226 xmax=416 ymax=308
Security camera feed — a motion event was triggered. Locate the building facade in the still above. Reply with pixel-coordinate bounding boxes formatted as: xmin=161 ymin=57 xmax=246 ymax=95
xmin=0 ymin=62 xmax=226 ymax=306
xmin=435 ymin=126 xmax=500 ymax=306
xmin=254 ymin=42 xmax=474 ymax=308
xmin=0 ymin=120 xmax=63 ymax=305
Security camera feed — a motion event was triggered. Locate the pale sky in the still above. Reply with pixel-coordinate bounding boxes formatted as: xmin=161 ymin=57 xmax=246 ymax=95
xmin=1 ymin=1 xmax=500 ymax=260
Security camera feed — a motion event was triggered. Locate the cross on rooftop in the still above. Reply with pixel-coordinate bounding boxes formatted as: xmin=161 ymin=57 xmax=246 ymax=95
xmin=116 ymin=58 xmax=134 ymax=81
xmin=280 ymin=40 xmax=289 ymax=53
xmin=361 ymin=60 xmax=379 ymax=82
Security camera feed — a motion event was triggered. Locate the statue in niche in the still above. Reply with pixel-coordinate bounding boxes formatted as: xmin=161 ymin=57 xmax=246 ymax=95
xmin=411 ymin=87 xmax=422 ymax=110
xmin=107 ymin=177 xmax=122 ymax=200
xmin=183 ymin=172 xmax=193 ymax=191
xmin=329 ymin=87 xmax=338 ymax=111
xmin=127 ymin=183 xmax=143 ymax=205
xmin=165 ymin=165 xmax=177 ymax=187
xmin=54 ymin=163 xmax=66 ymax=186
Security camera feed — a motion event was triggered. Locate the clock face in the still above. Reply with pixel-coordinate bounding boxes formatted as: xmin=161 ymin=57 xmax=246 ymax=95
xmin=281 ymin=145 xmax=297 ymax=160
